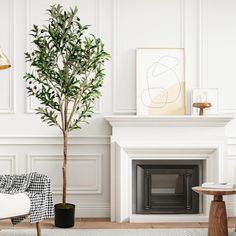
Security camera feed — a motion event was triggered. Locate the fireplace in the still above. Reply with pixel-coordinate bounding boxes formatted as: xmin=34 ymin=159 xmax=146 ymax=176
xmin=136 ymin=164 xmax=199 ymax=214
xmin=105 ymin=115 xmax=233 ymax=222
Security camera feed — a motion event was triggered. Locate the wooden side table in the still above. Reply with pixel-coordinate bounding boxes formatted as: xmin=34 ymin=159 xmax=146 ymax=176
xmin=193 ymin=186 xmax=236 ymax=236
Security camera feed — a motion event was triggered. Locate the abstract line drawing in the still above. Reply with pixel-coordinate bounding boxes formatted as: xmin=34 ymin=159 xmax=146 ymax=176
xmin=136 ymin=49 xmax=185 ymax=115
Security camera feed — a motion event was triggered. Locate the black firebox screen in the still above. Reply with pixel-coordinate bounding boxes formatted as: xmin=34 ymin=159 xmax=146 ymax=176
xmin=136 ymin=165 xmax=199 ymax=214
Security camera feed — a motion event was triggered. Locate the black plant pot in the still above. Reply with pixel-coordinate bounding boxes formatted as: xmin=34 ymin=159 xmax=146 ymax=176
xmin=54 ymin=203 xmax=75 ymax=228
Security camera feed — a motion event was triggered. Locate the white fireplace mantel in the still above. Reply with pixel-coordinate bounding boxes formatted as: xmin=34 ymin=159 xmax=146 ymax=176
xmin=105 ymin=115 xmax=234 ymax=127
xmin=105 ymin=115 xmax=234 ymax=223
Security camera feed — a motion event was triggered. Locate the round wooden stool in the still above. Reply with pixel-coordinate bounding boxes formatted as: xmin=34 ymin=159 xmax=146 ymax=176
xmin=193 ymin=186 xmax=236 ymax=236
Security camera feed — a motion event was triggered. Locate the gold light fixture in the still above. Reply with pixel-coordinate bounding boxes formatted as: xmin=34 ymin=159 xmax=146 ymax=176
xmin=0 ymin=48 xmax=11 ymax=70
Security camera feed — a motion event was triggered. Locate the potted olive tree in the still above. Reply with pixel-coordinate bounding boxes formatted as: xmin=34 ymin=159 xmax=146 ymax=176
xmin=24 ymin=4 xmax=109 ymax=228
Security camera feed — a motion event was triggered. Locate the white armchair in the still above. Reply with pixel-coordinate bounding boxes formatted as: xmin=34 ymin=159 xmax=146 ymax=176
xmin=0 ymin=193 xmax=41 ymax=236
xmin=0 ymin=173 xmax=54 ymax=236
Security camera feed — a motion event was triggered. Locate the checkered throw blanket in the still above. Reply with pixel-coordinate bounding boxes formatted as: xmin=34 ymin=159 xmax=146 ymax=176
xmin=0 ymin=172 xmax=54 ymax=224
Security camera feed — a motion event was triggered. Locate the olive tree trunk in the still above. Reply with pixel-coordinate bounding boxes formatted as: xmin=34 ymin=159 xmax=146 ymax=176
xmin=62 ymin=131 xmax=68 ymax=204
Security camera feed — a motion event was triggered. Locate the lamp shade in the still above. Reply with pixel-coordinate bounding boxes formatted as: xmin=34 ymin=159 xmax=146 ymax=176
xmin=0 ymin=48 xmax=11 ymax=70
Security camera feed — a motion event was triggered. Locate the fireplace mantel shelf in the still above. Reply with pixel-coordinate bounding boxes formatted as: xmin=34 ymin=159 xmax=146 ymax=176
xmin=105 ymin=115 xmax=234 ymax=127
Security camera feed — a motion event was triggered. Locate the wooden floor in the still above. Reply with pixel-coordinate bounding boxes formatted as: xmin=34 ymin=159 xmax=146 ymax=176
xmin=1 ymin=218 xmax=236 ymax=229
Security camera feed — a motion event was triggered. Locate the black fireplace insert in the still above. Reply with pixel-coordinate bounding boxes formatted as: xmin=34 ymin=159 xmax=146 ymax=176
xmin=136 ymin=164 xmax=199 ymax=214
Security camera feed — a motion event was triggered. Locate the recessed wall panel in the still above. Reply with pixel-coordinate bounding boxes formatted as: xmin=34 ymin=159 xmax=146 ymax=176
xmin=113 ymin=0 xmax=183 ymax=113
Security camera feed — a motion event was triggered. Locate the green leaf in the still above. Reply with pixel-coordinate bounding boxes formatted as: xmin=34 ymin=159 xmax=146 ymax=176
xmin=23 ymin=4 xmax=110 ymax=133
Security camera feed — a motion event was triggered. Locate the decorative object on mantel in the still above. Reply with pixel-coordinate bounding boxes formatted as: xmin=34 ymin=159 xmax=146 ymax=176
xmin=23 ymin=4 xmax=109 ymax=228
xmin=136 ymin=48 xmax=186 ymax=115
xmin=192 ymin=102 xmax=212 ymax=116
xmin=192 ymin=88 xmax=218 ymax=115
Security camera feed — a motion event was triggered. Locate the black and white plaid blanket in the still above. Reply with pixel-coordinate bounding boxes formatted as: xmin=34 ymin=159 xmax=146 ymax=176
xmin=0 ymin=172 xmax=54 ymax=224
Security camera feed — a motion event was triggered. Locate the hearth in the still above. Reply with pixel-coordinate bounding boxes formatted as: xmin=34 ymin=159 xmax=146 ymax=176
xmin=135 ymin=163 xmax=200 ymax=214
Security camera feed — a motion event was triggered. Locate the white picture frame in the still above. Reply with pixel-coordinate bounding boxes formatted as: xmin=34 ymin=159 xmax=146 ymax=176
xmin=136 ymin=48 xmax=186 ymax=116
xmin=191 ymin=88 xmax=219 ymax=115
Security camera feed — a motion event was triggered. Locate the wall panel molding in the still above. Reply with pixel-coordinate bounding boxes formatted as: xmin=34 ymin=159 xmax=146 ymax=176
xmin=75 ymin=203 xmax=110 ymax=217
xmin=112 ymin=0 xmax=187 ymax=114
xmin=112 ymin=0 xmax=136 ymax=114
xmin=0 ymin=0 xmax=15 ymax=113
xmin=0 ymin=154 xmax=17 ymax=174
xmin=198 ymin=0 xmax=236 ymax=114
xmin=25 ymin=0 xmax=36 ymax=114
xmin=27 ymin=153 xmax=102 ymax=194
xmin=198 ymin=0 xmax=204 ymax=88
xmin=180 ymin=0 xmax=186 ymax=48
xmin=0 ymin=135 xmax=110 ymax=145
xmin=226 ymin=137 xmax=236 ymax=157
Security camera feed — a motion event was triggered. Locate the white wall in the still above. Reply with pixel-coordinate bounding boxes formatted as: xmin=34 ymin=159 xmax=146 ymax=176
xmin=0 ymin=0 xmax=236 ymax=217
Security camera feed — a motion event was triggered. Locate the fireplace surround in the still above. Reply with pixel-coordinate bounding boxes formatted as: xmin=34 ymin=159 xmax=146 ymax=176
xmin=105 ymin=116 xmax=233 ymax=223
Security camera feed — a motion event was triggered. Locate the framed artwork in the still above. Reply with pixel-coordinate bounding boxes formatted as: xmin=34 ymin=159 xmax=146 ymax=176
xmin=192 ymin=88 xmax=218 ymax=115
xmin=136 ymin=48 xmax=186 ymax=115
